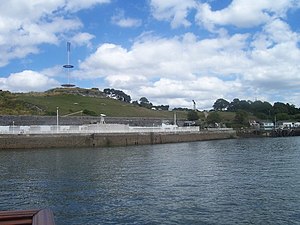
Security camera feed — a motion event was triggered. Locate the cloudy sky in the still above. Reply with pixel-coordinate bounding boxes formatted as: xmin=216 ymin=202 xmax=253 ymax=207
xmin=0 ymin=0 xmax=300 ymax=110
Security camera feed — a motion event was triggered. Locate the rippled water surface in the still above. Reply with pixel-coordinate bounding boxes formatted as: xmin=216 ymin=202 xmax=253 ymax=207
xmin=1 ymin=137 xmax=300 ymax=224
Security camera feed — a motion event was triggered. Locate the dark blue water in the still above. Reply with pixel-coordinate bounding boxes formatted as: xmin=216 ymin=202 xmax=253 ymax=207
xmin=0 ymin=137 xmax=300 ymax=224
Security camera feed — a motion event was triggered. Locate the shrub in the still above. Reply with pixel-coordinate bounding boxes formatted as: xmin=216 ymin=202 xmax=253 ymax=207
xmin=83 ymin=109 xmax=98 ymax=116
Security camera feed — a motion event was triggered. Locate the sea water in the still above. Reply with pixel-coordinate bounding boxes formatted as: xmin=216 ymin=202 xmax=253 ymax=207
xmin=0 ymin=137 xmax=300 ymax=224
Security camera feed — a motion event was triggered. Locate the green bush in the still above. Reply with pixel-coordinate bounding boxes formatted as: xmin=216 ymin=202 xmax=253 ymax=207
xmin=83 ymin=109 xmax=98 ymax=116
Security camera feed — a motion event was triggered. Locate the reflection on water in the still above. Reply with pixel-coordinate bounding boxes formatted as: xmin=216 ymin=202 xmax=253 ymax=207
xmin=0 ymin=137 xmax=300 ymax=224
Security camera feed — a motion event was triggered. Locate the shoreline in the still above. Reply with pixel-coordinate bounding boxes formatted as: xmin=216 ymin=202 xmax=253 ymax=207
xmin=0 ymin=130 xmax=236 ymax=150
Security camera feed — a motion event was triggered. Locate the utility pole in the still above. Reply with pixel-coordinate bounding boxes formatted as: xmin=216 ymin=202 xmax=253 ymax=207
xmin=56 ymin=107 xmax=59 ymax=133
xmin=174 ymin=112 xmax=177 ymax=126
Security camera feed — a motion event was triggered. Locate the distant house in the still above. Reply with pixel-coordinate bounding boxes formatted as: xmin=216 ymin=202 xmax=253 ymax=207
xmin=277 ymin=122 xmax=300 ymax=129
xmin=249 ymin=120 xmax=274 ymax=130
xmin=260 ymin=122 xmax=274 ymax=131
xmin=249 ymin=120 xmax=260 ymax=129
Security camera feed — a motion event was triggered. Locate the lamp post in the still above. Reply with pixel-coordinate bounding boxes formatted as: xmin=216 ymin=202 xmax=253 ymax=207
xmin=12 ymin=121 xmax=14 ymax=134
xmin=56 ymin=107 xmax=59 ymax=133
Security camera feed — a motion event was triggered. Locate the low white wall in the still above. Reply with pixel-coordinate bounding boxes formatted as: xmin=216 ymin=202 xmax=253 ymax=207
xmin=0 ymin=124 xmax=203 ymax=135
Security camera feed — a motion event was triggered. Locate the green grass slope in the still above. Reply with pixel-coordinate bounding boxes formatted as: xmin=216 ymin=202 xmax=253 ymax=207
xmin=0 ymin=88 xmax=186 ymax=119
xmin=18 ymin=94 xmax=178 ymax=118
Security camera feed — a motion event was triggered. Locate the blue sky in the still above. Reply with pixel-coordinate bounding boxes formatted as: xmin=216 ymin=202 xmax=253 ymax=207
xmin=1 ymin=0 xmax=300 ymax=110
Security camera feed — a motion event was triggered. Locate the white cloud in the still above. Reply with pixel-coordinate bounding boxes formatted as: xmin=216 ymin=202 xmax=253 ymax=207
xmin=0 ymin=0 xmax=108 ymax=67
xmin=41 ymin=66 xmax=64 ymax=78
xmin=78 ymin=43 xmax=135 ymax=77
xmin=0 ymin=70 xmax=59 ymax=92
xmin=195 ymin=0 xmax=299 ymax=30
xmin=75 ymin=33 xmax=250 ymax=108
xmin=138 ymin=77 xmax=242 ymax=108
xmin=75 ymin=24 xmax=300 ymax=108
xmin=263 ymin=19 xmax=299 ymax=44
xmin=111 ymin=10 xmax=142 ymax=28
xmin=150 ymin=0 xmax=196 ymax=28
xmin=0 ymin=1 xmax=63 ymax=21
xmin=247 ymin=19 xmax=300 ymax=89
xmin=65 ymin=0 xmax=110 ymax=12
xmin=105 ymin=74 xmax=148 ymax=89
xmin=0 ymin=17 xmax=81 ymax=66
xmin=71 ymin=32 xmax=95 ymax=47
xmin=149 ymin=0 xmax=299 ymax=31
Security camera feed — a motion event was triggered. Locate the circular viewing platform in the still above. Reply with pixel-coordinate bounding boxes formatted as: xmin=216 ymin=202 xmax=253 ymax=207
xmin=63 ymin=64 xmax=74 ymax=68
xmin=61 ymin=84 xmax=76 ymax=88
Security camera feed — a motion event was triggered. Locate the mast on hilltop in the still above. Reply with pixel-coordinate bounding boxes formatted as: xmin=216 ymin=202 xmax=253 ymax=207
xmin=61 ymin=42 xmax=75 ymax=88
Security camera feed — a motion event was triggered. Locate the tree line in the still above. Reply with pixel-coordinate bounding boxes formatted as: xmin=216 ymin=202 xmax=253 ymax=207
xmin=103 ymin=88 xmax=300 ymax=125
xmin=104 ymin=89 xmax=170 ymax=111
xmin=132 ymin=97 xmax=169 ymax=111
xmin=213 ymin=98 xmax=300 ymax=121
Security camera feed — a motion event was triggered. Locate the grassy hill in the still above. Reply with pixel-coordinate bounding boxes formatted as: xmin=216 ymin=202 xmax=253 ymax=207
xmin=0 ymin=88 xmax=188 ymax=119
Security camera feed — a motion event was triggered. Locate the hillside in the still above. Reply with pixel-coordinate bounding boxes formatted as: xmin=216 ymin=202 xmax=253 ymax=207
xmin=1 ymin=87 xmax=299 ymax=129
xmin=0 ymin=88 xmax=188 ymax=119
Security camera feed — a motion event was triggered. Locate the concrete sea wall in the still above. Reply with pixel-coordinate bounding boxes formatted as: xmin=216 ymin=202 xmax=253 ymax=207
xmin=0 ymin=131 xmax=236 ymax=150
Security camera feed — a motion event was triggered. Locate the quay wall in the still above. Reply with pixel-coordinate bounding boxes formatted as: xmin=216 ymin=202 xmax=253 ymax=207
xmin=0 ymin=131 xmax=236 ymax=150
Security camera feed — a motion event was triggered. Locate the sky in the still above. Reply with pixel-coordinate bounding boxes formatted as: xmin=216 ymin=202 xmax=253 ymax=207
xmin=0 ymin=0 xmax=300 ymax=110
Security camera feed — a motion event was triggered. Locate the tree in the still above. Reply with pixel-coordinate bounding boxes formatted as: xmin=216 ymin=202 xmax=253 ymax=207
xmin=104 ymin=88 xmax=131 ymax=103
xmin=227 ymin=98 xmax=255 ymax=112
xmin=156 ymin=105 xmax=169 ymax=111
xmin=251 ymin=100 xmax=272 ymax=115
xmin=234 ymin=110 xmax=249 ymax=125
xmin=273 ymin=102 xmax=300 ymax=116
xmin=286 ymin=103 xmax=299 ymax=115
xmin=132 ymin=100 xmax=139 ymax=105
xmin=292 ymin=114 xmax=300 ymax=120
xmin=173 ymin=107 xmax=190 ymax=111
xmin=239 ymin=100 xmax=251 ymax=111
xmin=213 ymin=98 xmax=229 ymax=111
xmin=207 ymin=112 xmax=221 ymax=125
xmin=139 ymin=97 xmax=152 ymax=108
xmin=273 ymin=102 xmax=289 ymax=114
xmin=187 ymin=110 xmax=199 ymax=121
xmin=227 ymin=98 xmax=240 ymax=112
xmin=139 ymin=97 xmax=149 ymax=104
xmin=275 ymin=113 xmax=290 ymax=121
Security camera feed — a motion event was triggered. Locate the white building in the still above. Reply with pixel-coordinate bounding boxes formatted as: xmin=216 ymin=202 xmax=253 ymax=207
xmin=277 ymin=122 xmax=300 ymax=129
xmin=260 ymin=122 xmax=274 ymax=131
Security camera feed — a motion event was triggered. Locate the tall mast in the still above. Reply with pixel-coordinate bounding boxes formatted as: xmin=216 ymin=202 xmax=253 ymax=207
xmin=62 ymin=42 xmax=75 ymax=87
